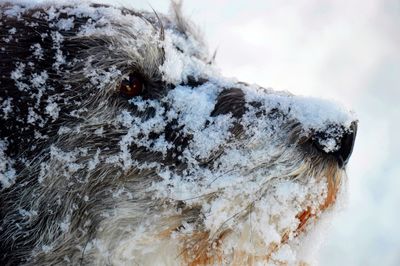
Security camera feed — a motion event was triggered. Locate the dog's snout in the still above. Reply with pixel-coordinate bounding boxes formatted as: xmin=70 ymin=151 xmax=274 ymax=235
xmin=312 ymin=122 xmax=357 ymax=167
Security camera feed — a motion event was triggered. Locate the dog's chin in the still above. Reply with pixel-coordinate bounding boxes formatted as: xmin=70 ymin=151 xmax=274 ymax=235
xmin=177 ymin=162 xmax=342 ymax=265
xmin=93 ymin=159 xmax=343 ymax=265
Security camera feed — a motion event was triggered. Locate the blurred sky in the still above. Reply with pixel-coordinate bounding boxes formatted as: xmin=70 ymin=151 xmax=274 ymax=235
xmin=98 ymin=0 xmax=399 ymax=264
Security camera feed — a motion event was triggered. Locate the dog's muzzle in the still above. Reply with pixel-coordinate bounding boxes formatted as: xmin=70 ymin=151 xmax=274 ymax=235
xmin=312 ymin=121 xmax=358 ymax=167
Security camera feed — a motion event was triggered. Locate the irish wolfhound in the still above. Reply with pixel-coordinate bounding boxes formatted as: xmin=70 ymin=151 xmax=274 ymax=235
xmin=0 ymin=2 xmax=357 ymax=265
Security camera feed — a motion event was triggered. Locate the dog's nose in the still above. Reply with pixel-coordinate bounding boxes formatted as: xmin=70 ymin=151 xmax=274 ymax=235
xmin=312 ymin=122 xmax=357 ymax=167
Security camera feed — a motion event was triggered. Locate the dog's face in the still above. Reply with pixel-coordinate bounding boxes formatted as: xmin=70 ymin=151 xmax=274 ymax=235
xmin=0 ymin=2 xmax=357 ymax=265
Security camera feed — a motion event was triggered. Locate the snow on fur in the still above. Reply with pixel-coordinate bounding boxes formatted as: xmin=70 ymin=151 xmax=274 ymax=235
xmin=0 ymin=1 xmax=357 ymax=265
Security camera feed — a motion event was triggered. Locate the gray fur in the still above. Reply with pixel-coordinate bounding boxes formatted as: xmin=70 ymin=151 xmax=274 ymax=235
xmin=0 ymin=2 xmax=357 ymax=265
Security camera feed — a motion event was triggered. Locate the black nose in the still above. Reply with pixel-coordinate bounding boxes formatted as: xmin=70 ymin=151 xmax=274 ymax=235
xmin=312 ymin=122 xmax=357 ymax=167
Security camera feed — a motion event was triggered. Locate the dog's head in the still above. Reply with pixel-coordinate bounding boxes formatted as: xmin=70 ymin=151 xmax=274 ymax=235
xmin=0 ymin=2 xmax=357 ymax=265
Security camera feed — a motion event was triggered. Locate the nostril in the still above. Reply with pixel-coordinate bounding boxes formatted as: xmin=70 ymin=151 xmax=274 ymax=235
xmin=336 ymin=122 xmax=357 ymax=167
xmin=312 ymin=122 xmax=358 ymax=167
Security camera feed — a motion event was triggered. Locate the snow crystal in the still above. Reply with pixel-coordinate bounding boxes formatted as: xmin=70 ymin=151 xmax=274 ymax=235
xmin=87 ymin=149 xmax=100 ymax=171
xmin=1 ymin=97 xmax=13 ymax=120
xmin=94 ymin=127 xmax=104 ymax=136
xmin=18 ymin=208 xmax=38 ymax=219
xmin=10 ymin=62 xmax=25 ymax=81
xmin=87 ymin=66 xmax=121 ymax=90
xmin=58 ymin=126 xmax=73 ymax=135
xmin=27 ymin=107 xmax=45 ymax=126
xmin=41 ymin=244 xmax=53 ymax=254
xmin=3 ymin=4 xmax=24 ymax=18
xmin=45 ymin=101 xmax=60 ymax=121
xmin=31 ymin=71 xmax=48 ymax=88
xmin=0 ymin=140 xmax=16 ymax=189
xmin=246 ymin=88 xmax=356 ymax=133
xmin=8 ymin=27 xmax=16 ymax=34
xmin=38 ymin=162 xmax=50 ymax=183
xmin=60 ymin=216 xmax=71 ymax=232
xmin=167 ymin=84 xmax=218 ymax=131
xmin=30 ymin=43 xmax=44 ymax=60
xmin=51 ymin=31 xmax=65 ymax=70
xmin=289 ymin=96 xmax=356 ymax=131
xmin=159 ymin=30 xmax=218 ymax=84
xmin=46 ymin=6 xmax=59 ymax=21
xmin=56 ymin=17 xmax=74 ymax=31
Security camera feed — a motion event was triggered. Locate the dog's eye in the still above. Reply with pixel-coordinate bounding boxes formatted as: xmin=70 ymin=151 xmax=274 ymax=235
xmin=119 ymin=74 xmax=145 ymax=98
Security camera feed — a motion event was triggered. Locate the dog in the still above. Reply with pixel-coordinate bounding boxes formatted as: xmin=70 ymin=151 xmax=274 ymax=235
xmin=0 ymin=1 xmax=357 ymax=265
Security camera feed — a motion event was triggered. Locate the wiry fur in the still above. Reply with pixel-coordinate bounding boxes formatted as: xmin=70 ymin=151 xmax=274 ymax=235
xmin=0 ymin=2 xmax=357 ymax=265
